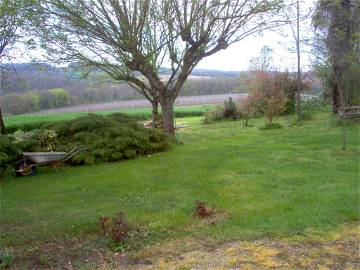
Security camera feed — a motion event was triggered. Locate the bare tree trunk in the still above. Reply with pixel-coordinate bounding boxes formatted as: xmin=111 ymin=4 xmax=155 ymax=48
xmin=332 ymin=75 xmax=340 ymax=114
xmin=160 ymin=96 xmax=175 ymax=135
xmin=0 ymin=107 xmax=6 ymax=135
xmin=340 ymin=110 xmax=347 ymax=151
xmin=338 ymin=83 xmax=347 ymax=151
xmin=333 ymin=65 xmax=347 ymax=150
xmin=296 ymin=0 xmax=302 ymax=122
xmin=151 ymin=101 xmax=159 ymax=128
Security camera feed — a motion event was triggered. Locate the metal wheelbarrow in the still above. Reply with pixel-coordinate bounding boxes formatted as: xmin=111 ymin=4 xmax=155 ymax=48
xmin=15 ymin=146 xmax=89 ymax=177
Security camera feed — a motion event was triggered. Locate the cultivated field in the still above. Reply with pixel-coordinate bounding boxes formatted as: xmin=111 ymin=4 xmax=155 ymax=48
xmin=30 ymin=94 xmax=246 ymax=114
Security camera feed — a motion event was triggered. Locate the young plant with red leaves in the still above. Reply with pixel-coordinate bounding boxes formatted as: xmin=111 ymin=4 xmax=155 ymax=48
xmin=193 ymin=200 xmax=215 ymax=218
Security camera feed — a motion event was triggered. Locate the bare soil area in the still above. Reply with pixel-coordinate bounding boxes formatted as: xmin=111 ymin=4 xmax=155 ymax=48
xmin=11 ymin=223 xmax=358 ymax=269
xmin=127 ymin=223 xmax=359 ymax=270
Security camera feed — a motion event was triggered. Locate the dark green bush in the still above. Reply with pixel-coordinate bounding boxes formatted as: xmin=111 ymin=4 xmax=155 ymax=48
xmin=301 ymin=111 xmax=314 ymax=121
xmin=6 ymin=121 xmax=49 ymax=134
xmin=1 ymin=113 xmax=171 ymax=177
xmin=283 ymin=99 xmax=296 ymax=115
xmin=203 ymin=106 xmax=225 ymax=124
xmin=0 ymin=136 xmax=21 ymax=177
xmin=0 ymin=133 xmax=38 ymax=178
xmin=172 ymin=110 xmax=204 ymax=118
xmin=42 ymin=113 xmax=171 ymax=165
xmin=302 ymin=98 xmax=326 ymax=113
xmin=203 ymin=98 xmax=240 ymax=124
xmin=223 ymin=97 xmax=238 ymax=119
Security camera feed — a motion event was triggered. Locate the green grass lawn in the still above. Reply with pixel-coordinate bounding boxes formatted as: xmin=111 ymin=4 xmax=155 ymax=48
xmin=3 ymin=105 xmax=212 ymax=130
xmin=1 ymin=112 xmax=359 ymax=266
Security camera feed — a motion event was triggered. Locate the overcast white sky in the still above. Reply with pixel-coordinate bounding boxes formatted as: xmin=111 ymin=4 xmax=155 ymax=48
xmin=197 ymin=0 xmax=316 ymax=71
xmin=196 ymin=31 xmax=312 ymax=71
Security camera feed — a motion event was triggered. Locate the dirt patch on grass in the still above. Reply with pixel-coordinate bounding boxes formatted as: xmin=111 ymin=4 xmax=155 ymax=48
xmin=129 ymin=223 xmax=360 ymax=270
xmin=5 ymin=223 xmax=359 ymax=269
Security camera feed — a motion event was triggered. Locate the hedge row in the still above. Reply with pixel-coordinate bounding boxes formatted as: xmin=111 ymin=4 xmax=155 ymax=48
xmin=5 ymin=109 xmax=205 ymax=133
xmin=0 ymin=113 xmax=172 ymax=177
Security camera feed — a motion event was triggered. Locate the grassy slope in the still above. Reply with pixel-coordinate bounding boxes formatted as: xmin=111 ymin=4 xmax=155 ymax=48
xmin=1 ymin=113 xmax=359 ymax=251
xmin=3 ymin=105 xmax=212 ymax=128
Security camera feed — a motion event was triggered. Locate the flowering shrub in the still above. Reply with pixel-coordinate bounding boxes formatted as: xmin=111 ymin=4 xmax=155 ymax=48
xmin=37 ymin=129 xmax=58 ymax=151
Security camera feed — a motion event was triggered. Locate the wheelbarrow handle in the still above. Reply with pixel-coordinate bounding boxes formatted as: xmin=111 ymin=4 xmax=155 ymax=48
xmin=62 ymin=146 xmax=90 ymax=162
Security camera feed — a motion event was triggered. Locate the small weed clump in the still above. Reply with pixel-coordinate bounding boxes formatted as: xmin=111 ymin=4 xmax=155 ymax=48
xmin=99 ymin=212 xmax=130 ymax=244
xmin=0 ymin=249 xmax=14 ymax=268
xmin=193 ymin=200 xmax=215 ymax=218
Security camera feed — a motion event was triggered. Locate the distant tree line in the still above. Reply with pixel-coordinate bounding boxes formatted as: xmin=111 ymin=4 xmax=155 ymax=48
xmin=0 ymin=76 xmax=241 ymax=115
xmin=1 ymin=88 xmax=70 ymax=114
xmin=0 ymin=69 xmax=322 ymax=115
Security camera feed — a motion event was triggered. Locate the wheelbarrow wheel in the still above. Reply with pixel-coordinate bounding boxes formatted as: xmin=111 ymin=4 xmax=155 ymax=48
xmin=15 ymin=160 xmax=36 ymax=177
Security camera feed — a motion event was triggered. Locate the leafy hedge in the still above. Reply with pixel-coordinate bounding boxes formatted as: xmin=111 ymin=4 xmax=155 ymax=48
xmin=0 ymin=135 xmax=37 ymax=178
xmin=6 ymin=121 xmax=52 ymax=134
xmin=6 ymin=109 xmax=204 ymax=133
xmin=41 ymin=113 xmax=171 ymax=165
xmin=0 ymin=113 xmax=171 ymax=177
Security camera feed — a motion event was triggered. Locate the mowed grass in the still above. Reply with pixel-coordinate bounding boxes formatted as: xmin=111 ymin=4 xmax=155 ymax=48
xmin=3 ymin=105 xmax=212 ymax=129
xmin=1 ymin=113 xmax=359 ymax=253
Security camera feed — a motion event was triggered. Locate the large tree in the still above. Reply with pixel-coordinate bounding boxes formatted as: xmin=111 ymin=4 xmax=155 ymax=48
xmin=313 ymin=0 xmax=360 ymax=114
xmin=37 ymin=0 xmax=283 ymax=134
xmin=0 ymin=0 xmax=36 ymax=134
xmin=313 ymin=0 xmax=360 ymax=149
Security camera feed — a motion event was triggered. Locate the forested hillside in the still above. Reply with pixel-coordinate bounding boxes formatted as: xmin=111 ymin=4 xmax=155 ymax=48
xmin=0 ymin=63 xmax=321 ymax=115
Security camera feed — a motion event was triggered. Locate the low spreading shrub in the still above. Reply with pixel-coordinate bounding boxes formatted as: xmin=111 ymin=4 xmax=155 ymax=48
xmin=301 ymin=111 xmax=314 ymax=121
xmin=6 ymin=122 xmax=49 ymax=134
xmin=302 ymin=98 xmax=326 ymax=113
xmin=0 ymin=135 xmax=37 ymax=178
xmin=0 ymin=113 xmax=171 ymax=177
xmin=41 ymin=113 xmax=171 ymax=165
xmin=0 ymin=136 xmax=20 ymax=178
xmin=5 ymin=109 xmax=205 ymax=133
xmin=203 ymin=105 xmax=225 ymax=124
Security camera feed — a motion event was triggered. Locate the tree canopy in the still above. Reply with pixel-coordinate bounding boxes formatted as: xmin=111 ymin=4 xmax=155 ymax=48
xmin=36 ymin=0 xmax=283 ymax=134
xmin=313 ymin=0 xmax=360 ymax=111
xmin=0 ymin=0 xmax=37 ymax=134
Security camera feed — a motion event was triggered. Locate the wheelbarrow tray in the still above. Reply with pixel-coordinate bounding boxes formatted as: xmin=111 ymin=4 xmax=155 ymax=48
xmin=23 ymin=152 xmax=68 ymax=163
xmin=16 ymin=146 xmax=89 ymax=177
